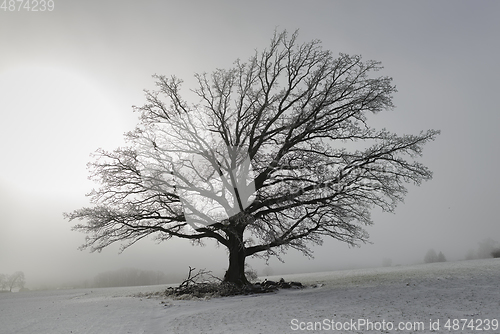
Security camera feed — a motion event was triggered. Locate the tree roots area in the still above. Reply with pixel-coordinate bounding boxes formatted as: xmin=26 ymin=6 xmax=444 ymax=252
xmin=148 ymin=267 xmax=304 ymax=299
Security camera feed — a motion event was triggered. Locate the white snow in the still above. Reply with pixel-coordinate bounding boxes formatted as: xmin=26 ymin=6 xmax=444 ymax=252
xmin=1 ymin=259 xmax=499 ymax=333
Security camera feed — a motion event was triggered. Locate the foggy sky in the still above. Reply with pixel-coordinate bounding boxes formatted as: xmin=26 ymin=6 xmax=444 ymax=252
xmin=1 ymin=0 xmax=499 ymax=288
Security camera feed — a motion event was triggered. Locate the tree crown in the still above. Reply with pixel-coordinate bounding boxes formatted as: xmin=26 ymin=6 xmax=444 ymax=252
xmin=66 ymin=30 xmax=439 ymax=264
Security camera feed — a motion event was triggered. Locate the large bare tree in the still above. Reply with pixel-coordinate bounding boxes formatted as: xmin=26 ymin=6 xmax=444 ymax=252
xmin=66 ymin=30 xmax=439 ymax=286
xmin=2 ymin=271 xmax=26 ymax=292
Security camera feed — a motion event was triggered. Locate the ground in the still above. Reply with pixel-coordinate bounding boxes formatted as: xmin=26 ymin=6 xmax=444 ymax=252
xmin=1 ymin=259 xmax=499 ymax=333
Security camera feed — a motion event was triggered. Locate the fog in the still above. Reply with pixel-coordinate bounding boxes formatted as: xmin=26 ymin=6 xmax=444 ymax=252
xmin=1 ymin=1 xmax=500 ymax=289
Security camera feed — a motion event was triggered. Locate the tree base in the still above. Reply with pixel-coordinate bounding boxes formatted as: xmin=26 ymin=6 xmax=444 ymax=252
xmin=157 ymin=267 xmax=303 ymax=299
xmin=164 ymin=278 xmax=304 ymax=299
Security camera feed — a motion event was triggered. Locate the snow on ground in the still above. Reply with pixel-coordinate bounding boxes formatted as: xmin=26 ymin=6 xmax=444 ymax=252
xmin=1 ymin=259 xmax=499 ymax=333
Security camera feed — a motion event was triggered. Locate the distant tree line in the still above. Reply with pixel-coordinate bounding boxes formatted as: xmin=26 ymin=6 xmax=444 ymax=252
xmin=466 ymin=238 xmax=500 ymax=260
xmin=0 ymin=271 xmax=25 ymax=292
xmin=424 ymin=249 xmax=446 ymax=264
xmin=93 ymin=268 xmax=173 ymax=288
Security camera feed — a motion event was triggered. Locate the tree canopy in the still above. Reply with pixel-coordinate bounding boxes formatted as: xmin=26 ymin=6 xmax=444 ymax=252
xmin=0 ymin=271 xmax=25 ymax=292
xmin=66 ymin=30 xmax=439 ymax=285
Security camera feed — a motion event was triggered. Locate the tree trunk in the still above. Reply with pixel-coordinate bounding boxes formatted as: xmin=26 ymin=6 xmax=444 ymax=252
xmin=223 ymin=227 xmax=249 ymax=286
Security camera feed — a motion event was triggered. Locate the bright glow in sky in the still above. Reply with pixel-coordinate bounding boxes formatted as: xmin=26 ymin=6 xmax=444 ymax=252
xmin=1 ymin=0 xmax=499 ymax=288
xmin=0 ymin=66 xmax=125 ymax=195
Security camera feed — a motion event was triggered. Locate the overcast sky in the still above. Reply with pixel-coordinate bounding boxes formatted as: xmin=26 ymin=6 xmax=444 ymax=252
xmin=1 ymin=0 xmax=499 ymax=288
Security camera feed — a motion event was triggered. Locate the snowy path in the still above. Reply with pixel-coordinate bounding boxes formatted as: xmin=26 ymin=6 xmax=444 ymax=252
xmin=1 ymin=259 xmax=499 ymax=333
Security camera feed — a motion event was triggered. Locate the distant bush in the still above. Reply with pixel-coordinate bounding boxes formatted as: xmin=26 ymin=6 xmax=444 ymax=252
xmin=437 ymin=251 xmax=447 ymax=262
xmin=491 ymin=248 xmax=500 ymax=258
xmin=425 ymin=249 xmax=446 ymax=264
xmin=466 ymin=238 xmax=499 ymax=260
xmin=424 ymin=249 xmax=438 ymax=263
xmin=477 ymin=238 xmax=498 ymax=259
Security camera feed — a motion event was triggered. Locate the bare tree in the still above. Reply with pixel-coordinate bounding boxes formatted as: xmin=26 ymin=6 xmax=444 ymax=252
xmin=6 ymin=271 xmax=25 ymax=292
xmin=65 ymin=30 xmax=439 ymax=286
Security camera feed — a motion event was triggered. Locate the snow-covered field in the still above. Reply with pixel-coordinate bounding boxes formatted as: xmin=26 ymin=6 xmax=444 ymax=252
xmin=1 ymin=259 xmax=499 ymax=333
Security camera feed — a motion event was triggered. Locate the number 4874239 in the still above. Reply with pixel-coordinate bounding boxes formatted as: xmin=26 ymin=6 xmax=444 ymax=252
xmin=1 ymin=0 xmax=55 ymax=11
xmin=444 ymin=319 xmax=499 ymax=331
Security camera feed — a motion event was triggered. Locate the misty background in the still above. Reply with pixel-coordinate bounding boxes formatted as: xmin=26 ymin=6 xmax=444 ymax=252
xmin=1 ymin=0 xmax=499 ymax=289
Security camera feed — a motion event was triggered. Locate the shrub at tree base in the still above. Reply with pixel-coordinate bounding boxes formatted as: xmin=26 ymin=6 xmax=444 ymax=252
xmin=164 ymin=278 xmax=303 ymax=299
xmin=153 ymin=267 xmax=303 ymax=299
